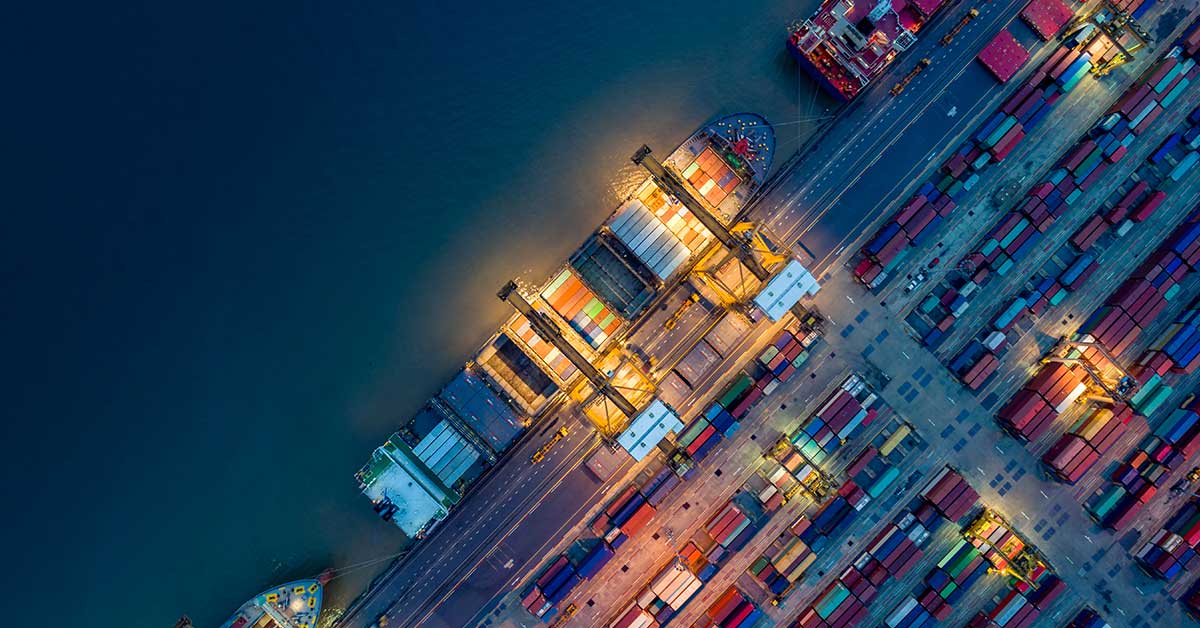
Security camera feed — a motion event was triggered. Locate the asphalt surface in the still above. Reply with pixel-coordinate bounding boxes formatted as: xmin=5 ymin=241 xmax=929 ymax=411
xmin=336 ymin=2 xmax=1200 ymax=627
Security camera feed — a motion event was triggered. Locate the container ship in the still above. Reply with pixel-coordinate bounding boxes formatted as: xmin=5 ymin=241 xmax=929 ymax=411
xmin=788 ymin=0 xmax=948 ymax=101
xmin=356 ymin=114 xmax=823 ymax=540
xmin=220 ymin=578 xmax=324 ymax=628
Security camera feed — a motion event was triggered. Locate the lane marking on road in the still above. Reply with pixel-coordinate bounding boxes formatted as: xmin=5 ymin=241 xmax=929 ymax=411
xmin=1020 ymin=511 xmax=1030 ymax=521
xmin=995 ymin=445 xmax=1004 ymax=455
xmin=901 ymin=351 xmax=911 ymax=359
xmin=947 ymin=396 xmax=957 ymax=406
xmin=1085 ymin=535 xmax=1093 ymax=544
xmin=1040 ymin=490 xmax=1050 ymax=499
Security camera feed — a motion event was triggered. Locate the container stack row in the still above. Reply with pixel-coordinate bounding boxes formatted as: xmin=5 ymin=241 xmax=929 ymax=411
xmin=706 ymin=499 xmax=759 ymax=556
xmin=525 ymin=556 xmax=583 ymax=618
xmin=790 ymin=374 xmax=880 ymax=464
xmin=689 ymin=586 xmax=763 ymax=628
xmin=1041 ymin=405 xmax=1138 ymax=484
xmin=996 ymin=363 xmax=1086 ymax=442
xmin=679 ymin=372 xmax=761 ymax=466
xmin=1075 ymin=207 xmax=1200 ymax=361
xmin=757 ymin=325 xmax=819 ymax=387
xmin=918 ymin=44 xmax=1199 ymax=351
xmin=1134 ymin=496 xmax=1200 ymax=580
xmin=595 ymin=484 xmax=659 ymax=551
xmin=1183 ymin=577 xmax=1200 ymax=619
xmin=1148 ymin=299 xmax=1200 ymax=373
xmin=887 ymin=539 xmax=990 ymax=627
xmin=853 ymin=30 xmax=1104 ymax=291
xmin=750 ymin=518 xmax=817 ymax=595
xmin=1086 ymin=397 xmax=1200 ymax=530
xmin=609 ymin=562 xmax=706 ymax=628
xmin=792 ymin=510 xmax=940 ymax=627
xmin=919 ymin=466 xmax=980 ymax=522
xmin=963 ymin=572 xmax=1065 ymax=628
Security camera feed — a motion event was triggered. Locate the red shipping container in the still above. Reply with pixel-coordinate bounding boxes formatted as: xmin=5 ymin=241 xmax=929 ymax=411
xmin=1132 ymin=190 xmax=1167 ymax=222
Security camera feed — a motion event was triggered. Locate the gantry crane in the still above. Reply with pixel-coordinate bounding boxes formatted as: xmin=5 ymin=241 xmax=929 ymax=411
xmin=1063 ymin=1 xmax=1152 ymax=76
xmin=941 ymin=9 xmax=980 ymax=45
xmin=632 ymin=145 xmax=780 ymax=281
xmin=498 ymin=281 xmax=639 ymax=418
xmin=1042 ymin=338 xmax=1139 ymax=403
xmin=891 ymin=58 xmax=931 ymax=95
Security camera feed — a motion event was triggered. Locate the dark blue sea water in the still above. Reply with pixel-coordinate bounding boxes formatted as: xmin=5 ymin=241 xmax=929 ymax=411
xmin=3 ymin=2 xmax=827 ymax=626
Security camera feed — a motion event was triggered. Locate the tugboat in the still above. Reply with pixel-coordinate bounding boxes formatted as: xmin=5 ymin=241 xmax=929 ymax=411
xmin=220 ymin=571 xmax=329 ymax=628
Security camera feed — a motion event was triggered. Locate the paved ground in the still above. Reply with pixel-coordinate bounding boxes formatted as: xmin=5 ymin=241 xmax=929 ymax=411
xmin=335 ymin=2 xmax=1200 ymax=627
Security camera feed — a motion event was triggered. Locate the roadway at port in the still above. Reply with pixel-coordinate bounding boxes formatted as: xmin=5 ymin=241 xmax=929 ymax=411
xmin=338 ymin=2 xmax=1198 ymax=626
xmin=751 ymin=0 xmax=1042 ymax=271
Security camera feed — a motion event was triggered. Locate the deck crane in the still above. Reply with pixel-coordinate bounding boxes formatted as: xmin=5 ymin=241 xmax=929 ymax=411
xmin=498 ymin=281 xmax=639 ymax=418
xmin=632 ymin=145 xmax=777 ymax=282
xmin=890 ymin=58 xmax=932 ymax=95
xmin=940 ymin=9 xmax=980 ymax=45
xmin=1041 ymin=338 xmax=1138 ymax=403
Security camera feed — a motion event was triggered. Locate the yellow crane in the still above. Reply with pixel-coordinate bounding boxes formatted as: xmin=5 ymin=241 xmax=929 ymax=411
xmin=891 ymin=59 xmax=932 ymax=96
xmin=664 ymin=293 xmax=701 ymax=330
xmin=531 ymin=426 xmax=570 ymax=464
xmin=941 ymin=9 xmax=980 ymax=45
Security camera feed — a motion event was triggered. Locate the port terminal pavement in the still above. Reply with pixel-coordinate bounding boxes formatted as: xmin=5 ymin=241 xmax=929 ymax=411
xmin=338 ymin=1 xmax=1200 ymax=626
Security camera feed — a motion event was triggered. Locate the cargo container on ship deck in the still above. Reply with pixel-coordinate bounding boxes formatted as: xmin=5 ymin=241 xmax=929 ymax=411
xmin=475 ymin=114 xmax=777 ymax=422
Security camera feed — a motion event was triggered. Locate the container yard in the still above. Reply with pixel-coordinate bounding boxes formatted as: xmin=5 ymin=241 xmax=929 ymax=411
xmin=336 ymin=5 xmax=1200 ymax=628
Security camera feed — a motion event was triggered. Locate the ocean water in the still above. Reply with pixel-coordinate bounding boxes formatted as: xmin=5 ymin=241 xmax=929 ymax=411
xmin=2 ymin=2 xmax=829 ymax=626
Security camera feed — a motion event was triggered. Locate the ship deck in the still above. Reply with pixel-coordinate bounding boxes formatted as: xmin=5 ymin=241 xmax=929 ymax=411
xmin=221 ymin=579 xmax=323 ymax=628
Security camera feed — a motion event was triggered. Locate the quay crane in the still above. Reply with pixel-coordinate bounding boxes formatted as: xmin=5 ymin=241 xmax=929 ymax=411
xmin=498 ymin=281 xmax=640 ymax=419
xmin=1042 ymin=338 xmax=1138 ymax=404
xmin=632 ymin=145 xmax=781 ymax=282
xmin=891 ymin=58 xmax=931 ymax=95
xmin=940 ymin=9 xmax=980 ymax=45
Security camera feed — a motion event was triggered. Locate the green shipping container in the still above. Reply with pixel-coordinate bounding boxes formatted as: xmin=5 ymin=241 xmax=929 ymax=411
xmin=1089 ymin=486 xmax=1125 ymax=519
xmin=720 ymin=375 xmax=754 ymax=408
xmin=1155 ymin=62 xmax=1185 ymax=93
xmin=680 ymin=419 xmax=711 ymax=446
xmin=1139 ymin=384 xmax=1174 ymax=417
xmin=868 ymin=467 xmax=901 ymax=499
xmin=949 ymin=548 xmax=980 ymax=577
xmin=986 ymin=116 xmax=1019 ymax=147
xmin=1162 ymin=78 xmax=1190 ymax=108
xmin=816 ymin=583 xmax=851 ymax=619
xmin=751 ymin=556 xmax=770 ymax=575
xmin=938 ymin=540 xmax=969 ymax=569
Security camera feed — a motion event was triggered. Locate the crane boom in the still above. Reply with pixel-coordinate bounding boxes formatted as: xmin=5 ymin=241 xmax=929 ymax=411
xmin=498 ymin=281 xmax=639 ymax=417
xmin=631 ymin=145 xmax=771 ymax=281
